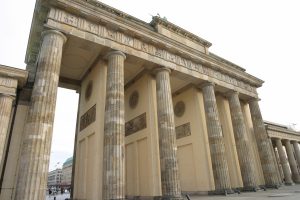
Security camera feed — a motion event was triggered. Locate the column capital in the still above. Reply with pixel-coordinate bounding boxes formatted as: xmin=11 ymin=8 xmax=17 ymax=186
xmin=42 ymin=30 xmax=67 ymax=44
xmin=274 ymin=138 xmax=281 ymax=142
xmin=198 ymin=81 xmax=215 ymax=89
xmin=105 ymin=50 xmax=126 ymax=60
xmin=0 ymin=93 xmax=15 ymax=100
xmin=152 ymin=67 xmax=172 ymax=75
xmin=283 ymin=139 xmax=291 ymax=144
xmin=224 ymin=90 xmax=239 ymax=98
xmin=248 ymin=97 xmax=261 ymax=103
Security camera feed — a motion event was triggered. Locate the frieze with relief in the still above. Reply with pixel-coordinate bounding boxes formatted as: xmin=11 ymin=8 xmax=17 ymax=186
xmin=0 ymin=77 xmax=18 ymax=88
xmin=125 ymin=113 xmax=147 ymax=136
xmin=48 ymin=8 xmax=256 ymax=94
xmin=80 ymin=104 xmax=96 ymax=131
xmin=176 ymin=123 xmax=191 ymax=139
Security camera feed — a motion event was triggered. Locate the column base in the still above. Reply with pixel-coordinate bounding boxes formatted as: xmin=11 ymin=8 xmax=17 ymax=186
xmin=264 ymin=184 xmax=281 ymax=189
xmin=125 ymin=196 xmax=183 ymax=200
xmin=160 ymin=196 xmax=183 ymax=200
xmin=72 ymin=198 xmax=126 ymax=200
xmin=285 ymin=182 xmax=295 ymax=186
xmin=103 ymin=198 xmax=126 ymax=200
xmin=208 ymin=189 xmax=235 ymax=195
xmin=241 ymin=186 xmax=259 ymax=192
xmin=293 ymin=179 xmax=300 ymax=184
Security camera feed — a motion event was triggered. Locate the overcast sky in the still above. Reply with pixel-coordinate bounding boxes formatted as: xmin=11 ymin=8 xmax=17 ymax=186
xmin=0 ymin=0 xmax=299 ymax=170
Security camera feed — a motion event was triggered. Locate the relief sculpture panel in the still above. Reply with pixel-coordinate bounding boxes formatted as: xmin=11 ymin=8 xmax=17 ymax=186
xmin=80 ymin=104 xmax=96 ymax=131
xmin=125 ymin=113 xmax=147 ymax=136
xmin=176 ymin=123 xmax=191 ymax=139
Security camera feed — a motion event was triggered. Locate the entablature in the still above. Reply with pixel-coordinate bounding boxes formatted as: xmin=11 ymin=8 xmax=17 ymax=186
xmin=266 ymin=123 xmax=300 ymax=142
xmin=25 ymin=0 xmax=264 ymax=98
xmin=0 ymin=65 xmax=28 ymax=88
xmin=0 ymin=65 xmax=28 ymax=97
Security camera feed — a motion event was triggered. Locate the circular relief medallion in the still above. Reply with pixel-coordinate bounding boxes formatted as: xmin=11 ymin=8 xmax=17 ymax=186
xmin=129 ymin=90 xmax=139 ymax=109
xmin=174 ymin=101 xmax=185 ymax=117
xmin=85 ymin=81 xmax=93 ymax=101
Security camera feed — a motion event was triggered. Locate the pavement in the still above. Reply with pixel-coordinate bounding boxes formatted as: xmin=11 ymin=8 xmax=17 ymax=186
xmin=188 ymin=185 xmax=300 ymax=200
xmin=45 ymin=185 xmax=300 ymax=199
xmin=46 ymin=193 xmax=70 ymax=200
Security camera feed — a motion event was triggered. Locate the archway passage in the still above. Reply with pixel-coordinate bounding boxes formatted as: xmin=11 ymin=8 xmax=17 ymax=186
xmin=46 ymin=87 xmax=79 ymax=198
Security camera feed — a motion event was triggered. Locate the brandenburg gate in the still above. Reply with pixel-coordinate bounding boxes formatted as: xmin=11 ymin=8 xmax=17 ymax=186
xmin=0 ymin=0 xmax=300 ymax=200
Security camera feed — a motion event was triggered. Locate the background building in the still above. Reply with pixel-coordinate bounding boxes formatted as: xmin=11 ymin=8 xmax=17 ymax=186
xmin=47 ymin=168 xmax=62 ymax=188
xmin=61 ymin=157 xmax=73 ymax=189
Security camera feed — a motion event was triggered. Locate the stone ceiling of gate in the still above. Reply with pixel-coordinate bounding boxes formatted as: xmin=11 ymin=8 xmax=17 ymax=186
xmin=26 ymin=0 xmax=264 ymax=99
xmin=59 ymin=34 xmax=191 ymax=94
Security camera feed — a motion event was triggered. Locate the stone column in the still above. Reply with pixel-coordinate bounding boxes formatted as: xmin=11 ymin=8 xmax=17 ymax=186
xmin=275 ymin=138 xmax=294 ymax=185
xmin=0 ymin=94 xmax=14 ymax=165
xmin=273 ymin=143 xmax=284 ymax=183
xmin=268 ymin=138 xmax=283 ymax=185
xmin=102 ymin=50 xmax=126 ymax=200
xmin=15 ymin=30 xmax=66 ymax=200
xmin=273 ymin=141 xmax=285 ymax=183
xmin=155 ymin=68 xmax=182 ymax=199
xmin=227 ymin=91 xmax=258 ymax=190
xmin=283 ymin=140 xmax=300 ymax=183
xmin=201 ymin=82 xmax=231 ymax=193
xmin=248 ymin=100 xmax=279 ymax=187
xmin=291 ymin=141 xmax=300 ymax=168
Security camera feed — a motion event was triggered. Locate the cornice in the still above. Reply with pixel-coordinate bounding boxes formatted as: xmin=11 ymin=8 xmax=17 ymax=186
xmin=0 ymin=65 xmax=28 ymax=87
xmin=209 ymin=53 xmax=245 ymax=72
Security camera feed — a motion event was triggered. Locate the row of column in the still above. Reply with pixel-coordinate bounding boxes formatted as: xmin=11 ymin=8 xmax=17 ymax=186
xmin=9 ymin=29 xmax=293 ymax=200
xmin=12 ymin=30 xmax=182 ymax=200
xmin=102 ymin=56 xmax=282 ymax=197
xmin=101 ymin=52 xmax=183 ymax=199
xmin=201 ymin=83 xmax=280 ymax=193
xmin=273 ymin=138 xmax=300 ymax=185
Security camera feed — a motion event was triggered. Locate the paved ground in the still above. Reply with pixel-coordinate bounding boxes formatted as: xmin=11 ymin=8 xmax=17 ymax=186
xmin=189 ymin=185 xmax=300 ymax=200
xmin=45 ymin=185 xmax=300 ymax=199
xmin=46 ymin=193 xmax=70 ymax=200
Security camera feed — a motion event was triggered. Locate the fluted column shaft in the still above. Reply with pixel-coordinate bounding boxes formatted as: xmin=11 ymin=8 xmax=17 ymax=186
xmin=201 ymin=83 xmax=231 ymax=192
xmin=268 ymin=138 xmax=283 ymax=185
xmin=102 ymin=51 xmax=126 ymax=200
xmin=292 ymin=141 xmax=300 ymax=167
xmin=227 ymin=91 xmax=258 ymax=189
xmin=248 ymin=100 xmax=279 ymax=187
xmin=15 ymin=30 xmax=66 ymax=200
xmin=155 ymin=68 xmax=182 ymax=199
xmin=275 ymin=138 xmax=293 ymax=185
xmin=284 ymin=140 xmax=300 ymax=183
xmin=273 ymin=144 xmax=285 ymax=183
xmin=0 ymin=94 xmax=14 ymax=165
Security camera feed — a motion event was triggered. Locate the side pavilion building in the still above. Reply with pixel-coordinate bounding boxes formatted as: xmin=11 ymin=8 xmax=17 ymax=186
xmin=0 ymin=0 xmax=300 ymax=200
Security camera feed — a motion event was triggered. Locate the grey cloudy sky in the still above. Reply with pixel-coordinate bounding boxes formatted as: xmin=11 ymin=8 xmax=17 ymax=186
xmin=0 ymin=0 xmax=299 ymax=170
